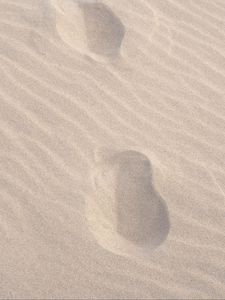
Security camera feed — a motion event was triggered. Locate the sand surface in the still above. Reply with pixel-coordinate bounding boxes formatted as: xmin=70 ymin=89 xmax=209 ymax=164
xmin=0 ymin=0 xmax=225 ymax=299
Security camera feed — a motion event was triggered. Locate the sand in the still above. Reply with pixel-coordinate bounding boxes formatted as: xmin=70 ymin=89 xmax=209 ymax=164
xmin=0 ymin=0 xmax=225 ymax=299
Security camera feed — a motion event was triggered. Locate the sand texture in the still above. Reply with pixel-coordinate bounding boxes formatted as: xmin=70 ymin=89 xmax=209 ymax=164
xmin=0 ymin=0 xmax=225 ymax=299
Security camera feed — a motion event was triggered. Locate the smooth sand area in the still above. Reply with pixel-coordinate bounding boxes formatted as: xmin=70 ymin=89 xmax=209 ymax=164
xmin=0 ymin=0 xmax=225 ymax=299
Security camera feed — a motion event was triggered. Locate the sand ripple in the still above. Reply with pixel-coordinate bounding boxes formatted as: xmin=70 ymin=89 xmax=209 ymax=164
xmin=0 ymin=0 xmax=225 ymax=298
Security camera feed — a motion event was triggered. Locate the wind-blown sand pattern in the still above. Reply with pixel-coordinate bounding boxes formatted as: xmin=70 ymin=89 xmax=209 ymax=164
xmin=0 ymin=0 xmax=225 ymax=299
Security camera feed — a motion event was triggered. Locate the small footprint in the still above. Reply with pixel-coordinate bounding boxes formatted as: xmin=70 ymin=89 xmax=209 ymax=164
xmin=86 ymin=148 xmax=170 ymax=259
xmin=52 ymin=0 xmax=125 ymax=62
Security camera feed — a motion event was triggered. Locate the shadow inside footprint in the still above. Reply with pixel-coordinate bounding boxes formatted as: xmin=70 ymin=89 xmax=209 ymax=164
xmin=114 ymin=151 xmax=169 ymax=247
xmin=87 ymin=149 xmax=170 ymax=259
xmin=79 ymin=1 xmax=125 ymax=58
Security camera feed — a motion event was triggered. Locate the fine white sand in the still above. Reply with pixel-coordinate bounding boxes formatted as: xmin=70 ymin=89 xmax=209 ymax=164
xmin=0 ymin=0 xmax=225 ymax=299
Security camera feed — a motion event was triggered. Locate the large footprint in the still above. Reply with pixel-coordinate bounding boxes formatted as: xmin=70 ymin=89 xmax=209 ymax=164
xmin=52 ymin=0 xmax=125 ymax=62
xmin=86 ymin=148 xmax=170 ymax=259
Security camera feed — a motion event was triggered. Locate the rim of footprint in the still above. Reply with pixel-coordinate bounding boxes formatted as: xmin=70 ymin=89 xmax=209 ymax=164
xmin=86 ymin=148 xmax=170 ymax=259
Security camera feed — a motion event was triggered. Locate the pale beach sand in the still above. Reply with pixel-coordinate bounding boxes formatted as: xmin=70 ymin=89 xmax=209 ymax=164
xmin=0 ymin=0 xmax=225 ymax=299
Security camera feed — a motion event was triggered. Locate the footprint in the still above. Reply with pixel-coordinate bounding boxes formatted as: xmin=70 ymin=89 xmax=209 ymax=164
xmin=86 ymin=148 xmax=170 ymax=259
xmin=52 ymin=0 xmax=125 ymax=61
